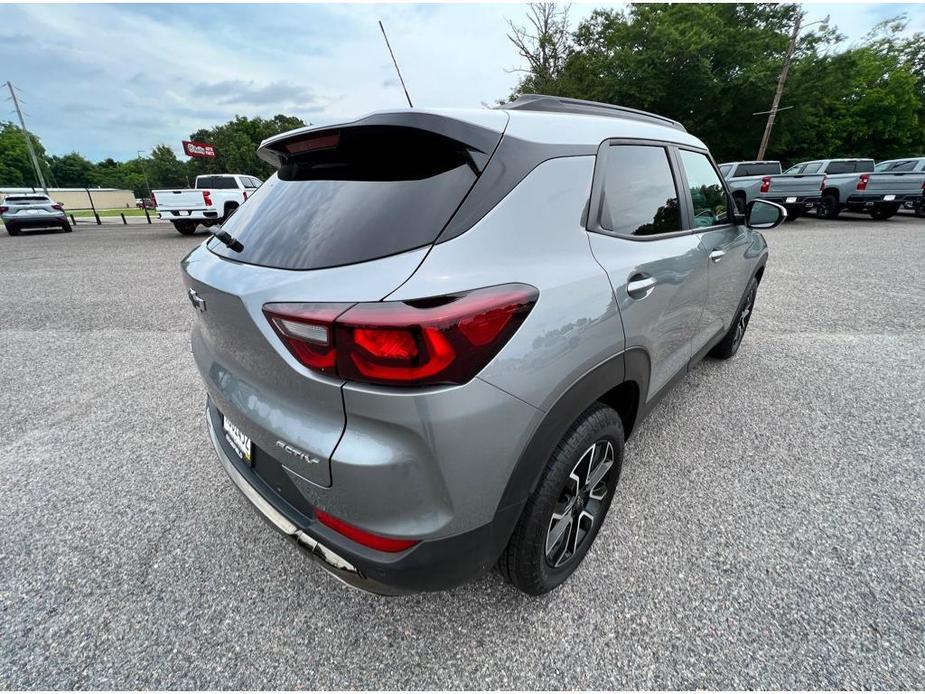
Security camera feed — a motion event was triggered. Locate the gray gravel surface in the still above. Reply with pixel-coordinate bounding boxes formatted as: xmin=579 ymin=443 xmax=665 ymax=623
xmin=0 ymin=216 xmax=923 ymax=689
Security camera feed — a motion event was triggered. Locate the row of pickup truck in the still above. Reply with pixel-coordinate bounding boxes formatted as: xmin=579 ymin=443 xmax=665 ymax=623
xmin=720 ymin=156 xmax=925 ymax=221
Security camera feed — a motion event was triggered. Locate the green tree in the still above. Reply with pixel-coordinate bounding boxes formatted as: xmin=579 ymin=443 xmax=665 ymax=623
xmin=47 ymin=152 xmax=95 ymax=187
xmin=0 ymin=121 xmax=51 ymax=188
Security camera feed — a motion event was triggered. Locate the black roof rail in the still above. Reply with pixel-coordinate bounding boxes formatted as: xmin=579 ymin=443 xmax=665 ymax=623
xmin=500 ymin=94 xmax=686 ymax=132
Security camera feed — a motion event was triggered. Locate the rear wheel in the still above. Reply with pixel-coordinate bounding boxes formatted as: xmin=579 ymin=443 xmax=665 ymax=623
xmin=173 ymin=220 xmax=197 ymax=235
xmin=733 ymin=193 xmax=747 ymax=214
xmin=222 ymin=203 xmax=239 ymax=223
xmin=784 ymin=206 xmax=802 ymax=222
xmin=709 ymin=276 xmax=758 ymax=360
xmin=499 ymin=403 xmax=624 ymax=595
xmin=869 ymin=203 xmax=900 ymax=220
xmin=6 ymin=223 xmax=19 ymax=236
xmin=61 ymin=221 xmax=73 ymax=233
xmin=818 ymin=194 xmax=840 ymax=219
xmin=915 ymin=202 xmax=925 ymax=218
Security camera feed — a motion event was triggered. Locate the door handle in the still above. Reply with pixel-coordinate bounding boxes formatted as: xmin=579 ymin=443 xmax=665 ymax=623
xmin=709 ymin=249 xmax=726 ymax=263
xmin=626 ymin=275 xmax=656 ymax=298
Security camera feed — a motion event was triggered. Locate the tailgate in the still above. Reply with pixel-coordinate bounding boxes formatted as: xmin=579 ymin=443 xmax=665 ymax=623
xmin=181 ymin=243 xmax=428 ymax=488
xmin=866 ymin=172 xmax=925 ymax=195
xmin=767 ymin=174 xmax=824 ymax=196
xmin=155 ymin=189 xmax=207 ymax=209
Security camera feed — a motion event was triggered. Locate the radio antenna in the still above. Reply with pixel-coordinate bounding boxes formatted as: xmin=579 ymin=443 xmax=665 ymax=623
xmin=378 ymin=20 xmax=413 ymax=108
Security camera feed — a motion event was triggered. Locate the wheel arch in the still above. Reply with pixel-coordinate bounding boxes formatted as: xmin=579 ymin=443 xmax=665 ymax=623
xmin=496 ymin=348 xmax=650 ymax=513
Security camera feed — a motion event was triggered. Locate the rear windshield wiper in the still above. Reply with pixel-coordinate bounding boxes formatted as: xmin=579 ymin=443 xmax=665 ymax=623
xmin=212 ymin=228 xmax=244 ymax=253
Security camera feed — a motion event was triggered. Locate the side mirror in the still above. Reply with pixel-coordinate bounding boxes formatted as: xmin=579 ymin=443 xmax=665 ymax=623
xmin=746 ymin=199 xmax=787 ymax=229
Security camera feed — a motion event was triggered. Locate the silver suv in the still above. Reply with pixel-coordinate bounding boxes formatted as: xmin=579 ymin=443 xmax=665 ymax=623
xmin=181 ymin=95 xmax=784 ymax=595
xmin=1 ymin=193 xmax=72 ymax=236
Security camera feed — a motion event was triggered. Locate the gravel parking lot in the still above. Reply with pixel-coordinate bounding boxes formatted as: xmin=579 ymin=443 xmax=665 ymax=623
xmin=1 ymin=214 xmax=923 ymax=689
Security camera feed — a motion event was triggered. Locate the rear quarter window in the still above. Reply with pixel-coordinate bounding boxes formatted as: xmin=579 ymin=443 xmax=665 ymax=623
xmin=210 ymin=126 xmax=478 ymax=270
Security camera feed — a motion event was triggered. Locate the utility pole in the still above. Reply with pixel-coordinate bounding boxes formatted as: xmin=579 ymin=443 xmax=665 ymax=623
xmin=137 ymin=150 xmax=152 ymax=198
xmin=756 ymin=11 xmax=802 ymax=160
xmin=6 ymin=81 xmax=48 ymax=195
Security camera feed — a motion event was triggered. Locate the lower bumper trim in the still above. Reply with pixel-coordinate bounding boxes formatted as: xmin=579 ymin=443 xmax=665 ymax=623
xmin=206 ymin=412 xmax=409 ymax=596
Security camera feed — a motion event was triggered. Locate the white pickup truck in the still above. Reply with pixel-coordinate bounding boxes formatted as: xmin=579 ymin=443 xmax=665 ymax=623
xmin=154 ymin=174 xmax=262 ymax=235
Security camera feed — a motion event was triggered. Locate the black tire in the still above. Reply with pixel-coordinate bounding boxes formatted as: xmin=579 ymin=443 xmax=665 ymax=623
xmin=6 ymin=223 xmax=19 ymax=236
xmin=784 ymin=206 xmax=801 ymax=222
xmin=869 ymin=203 xmax=900 ymax=220
xmin=915 ymin=203 xmax=925 ymax=218
xmin=499 ymin=403 xmax=624 ymax=595
xmin=222 ymin=203 xmax=239 ymax=223
xmin=818 ymin=193 xmax=840 ymax=219
xmin=61 ymin=221 xmax=73 ymax=233
xmin=709 ymin=276 xmax=758 ymax=360
xmin=173 ymin=220 xmax=197 ymax=235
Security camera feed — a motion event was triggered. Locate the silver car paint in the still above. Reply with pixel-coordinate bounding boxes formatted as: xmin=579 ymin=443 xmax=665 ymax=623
xmin=185 ymin=106 xmax=769 ymax=546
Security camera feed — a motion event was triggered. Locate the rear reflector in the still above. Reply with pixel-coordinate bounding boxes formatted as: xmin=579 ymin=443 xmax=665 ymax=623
xmin=264 ymin=284 xmax=538 ymax=387
xmin=314 ymin=509 xmax=418 ymax=552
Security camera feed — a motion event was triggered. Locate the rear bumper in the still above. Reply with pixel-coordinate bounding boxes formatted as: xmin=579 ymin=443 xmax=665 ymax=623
xmin=765 ymin=195 xmax=820 ymax=207
xmin=157 ymin=209 xmax=220 ymax=220
xmin=206 ymin=400 xmax=522 ymax=594
xmin=4 ymin=214 xmax=67 ymax=228
xmin=846 ymin=193 xmax=922 ymax=209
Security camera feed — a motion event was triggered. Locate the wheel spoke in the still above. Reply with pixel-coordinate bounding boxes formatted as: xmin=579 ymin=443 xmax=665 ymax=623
xmin=586 ymin=441 xmax=614 ymax=497
xmin=546 ymin=513 xmax=573 ymax=558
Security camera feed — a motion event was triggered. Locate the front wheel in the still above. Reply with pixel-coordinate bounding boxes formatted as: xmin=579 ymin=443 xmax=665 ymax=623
xmin=499 ymin=403 xmax=624 ymax=595
xmin=818 ymin=194 xmax=840 ymax=219
xmin=709 ymin=276 xmax=758 ymax=360
xmin=173 ymin=220 xmax=197 ymax=235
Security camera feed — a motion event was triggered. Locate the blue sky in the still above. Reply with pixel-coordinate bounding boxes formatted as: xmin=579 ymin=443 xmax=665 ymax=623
xmin=3 ymin=2 xmax=922 ymax=161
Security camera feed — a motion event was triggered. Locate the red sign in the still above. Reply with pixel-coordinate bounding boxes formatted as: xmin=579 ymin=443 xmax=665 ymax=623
xmin=182 ymin=140 xmax=216 ymax=158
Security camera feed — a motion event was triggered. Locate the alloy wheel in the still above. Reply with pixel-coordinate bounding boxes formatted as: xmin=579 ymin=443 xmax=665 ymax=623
xmin=545 ymin=439 xmax=615 ymax=568
xmin=732 ymin=287 xmax=755 ymax=349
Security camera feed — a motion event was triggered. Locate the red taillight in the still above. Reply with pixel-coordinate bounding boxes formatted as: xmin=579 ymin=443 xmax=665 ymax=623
xmin=820 ymin=176 xmax=827 ymax=191
xmin=52 ymin=204 xmax=63 ymax=211
xmin=202 ymin=190 xmax=213 ymax=206
xmin=760 ymin=176 xmax=771 ymax=193
xmin=0 ymin=206 xmax=8 ymax=214
xmin=857 ymin=174 xmax=869 ymax=191
xmin=151 ymin=192 xmax=157 ymax=206
xmin=243 ymin=191 xmax=248 ymax=201
xmin=263 ymin=284 xmax=538 ymax=387
xmin=314 ymin=509 xmax=417 ymax=552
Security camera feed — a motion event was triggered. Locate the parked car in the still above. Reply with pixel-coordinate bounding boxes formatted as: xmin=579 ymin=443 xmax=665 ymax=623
xmin=719 ymin=160 xmax=823 ymax=221
xmin=874 ymin=157 xmax=925 ymax=216
xmin=181 ymin=95 xmax=784 ymax=595
xmin=0 ymin=193 xmax=72 ymax=236
xmin=786 ymin=158 xmax=925 ymax=220
xmin=154 ymin=174 xmax=261 ymax=235
xmin=136 ymin=197 xmax=155 ymax=209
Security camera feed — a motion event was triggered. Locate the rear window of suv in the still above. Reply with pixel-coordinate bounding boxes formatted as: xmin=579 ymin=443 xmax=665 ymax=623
xmin=210 ymin=126 xmax=478 ymax=270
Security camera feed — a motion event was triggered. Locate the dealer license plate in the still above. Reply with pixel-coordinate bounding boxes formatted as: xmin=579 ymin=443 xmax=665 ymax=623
xmin=223 ymin=415 xmax=252 ymax=463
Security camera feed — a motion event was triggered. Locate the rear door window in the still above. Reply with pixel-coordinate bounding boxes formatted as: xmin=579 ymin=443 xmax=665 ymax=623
xmin=800 ymin=163 xmax=822 ymax=174
xmin=739 ymin=162 xmax=780 ymax=176
xmin=211 ymin=126 xmax=479 ymax=270
xmin=719 ymin=164 xmax=733 ymax=178
xmin=597 ymin=144 xmax=682 ymax=237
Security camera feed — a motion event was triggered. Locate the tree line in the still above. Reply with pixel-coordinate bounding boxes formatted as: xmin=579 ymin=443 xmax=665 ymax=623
xmin=0 ymin=114 xmax=305 ymax=196
xmin=506 ymin=3 xmax=925 ymax=164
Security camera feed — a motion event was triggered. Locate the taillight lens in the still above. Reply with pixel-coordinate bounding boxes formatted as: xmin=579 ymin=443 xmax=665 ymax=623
xmin=760 ymin=176 xmax=771 ymax=193
xmin=52 ymin=204 xmax=63 ymax=211
xmin=820 ymin=176 xmax=827 ymax=191
xmin=857 ymin=174 xmax=869 ymax=191
xmin=202 ymin=190 xmax=213 ymax=206
xmin=151 ymin=192 xmax=157 ymax=206
xmin=314 ymin=509 xmax=417 ymax=552
xmin=263 ymin=283 xmax=538 ymax=387
xmin=0 ymin=206 xmax=8 ymax=214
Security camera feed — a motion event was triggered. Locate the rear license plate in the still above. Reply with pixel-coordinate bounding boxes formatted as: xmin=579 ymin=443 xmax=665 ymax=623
xmin=223 ymin=416 xmax=252 ymax=463
xmin=785 ymin=196 xmax=797 ymax=203
xmin=883 ymin=194 xmax=896 ymax=201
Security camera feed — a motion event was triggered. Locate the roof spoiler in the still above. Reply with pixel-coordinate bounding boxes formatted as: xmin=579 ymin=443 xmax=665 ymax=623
xmin=500 ymin=94 xmax=686 ymax=132
xmin=257 ymin=112 xmax=505 ymax=171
